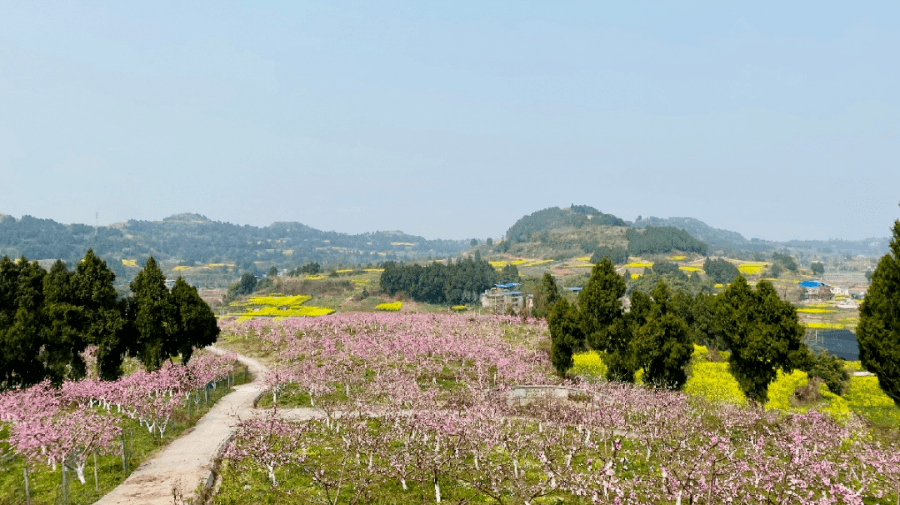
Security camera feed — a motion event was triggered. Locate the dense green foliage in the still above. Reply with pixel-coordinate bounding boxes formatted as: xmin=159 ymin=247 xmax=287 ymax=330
xmin=717 ymin=277 xmax=809 ymax=403
xmin=505 ymin=206 xmax=626 ymax=244
xmin=379 ymin=258 xmax=499 ymax=305
xmin=631 ymin=281 xmax=693 ymax=389
xmin=0 ymin=250 xmax=125 ymax=387
xmin=703 ymin=257 xmax=741 ymax=284
xmin=578 ymin=258 xmax=635 ymax=381
xmin=772 ymin=251 xmax=798 ymax=272
xmin=857 ymin=217 xmax=900 ymax=407
xmin=803 ymin=350 xmax=850 ymax=396
xmin=589 ymin=245 xmax=628 ymax=264
xmin=625 ymin=226 xmax=708 ymax=255
xmin=0 ymin=250 xmax=220 ymax=387
xmin=547 ymin=298 xmax=583 ymax=376
xmin=531 ymin=272 xmax=561 ymax=319
xmin=126 ymin=257 xmax=220 ymax=371
xmin=287 ymin=262 xmax=321 ymax=276
xmin=810 ymin=261 xmax=825 ymax=275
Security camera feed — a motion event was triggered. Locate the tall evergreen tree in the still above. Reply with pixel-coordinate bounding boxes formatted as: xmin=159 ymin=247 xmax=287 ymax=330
xmin=578 ymin=258 xmax=635 ymax=382
xmin=0 ymin=257 xmax=48 ymax=388
xmin=717 ymin=276 xmax=809 ymax=403
xmin=170 ymin=277 xmax=220 ymax=364
xmin=857 ymin=216 xmax=900 ymax=406
xmin=548 ymin=298 xmax=584 ymax=377
xmin=73 ymin=249 xmax=126 ymax=380
xmin=532 ymin=273 xmax=562 ymax=319
xmin=128 ymin=256 xmax=175 ymax=371
xmin=632 ymin=280 xmax=693 ymax=389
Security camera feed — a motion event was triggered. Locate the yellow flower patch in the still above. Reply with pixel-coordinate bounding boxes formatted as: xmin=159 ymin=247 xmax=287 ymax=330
xmin=575 ymin=256 xmax=591 ymax=262
xmin=667 ymin=255 xmax=686 ymax=261
xmin=624 ymin=262 xmax=653 ymax=268
xmin=364 ymin=268 xmax=385 ymax=273
xmin=305 ymin=274 xmax=326 ymax=280
xmin=684 ymin=362 xmax=747 ymax=406
xmin=489 ymin=261 xmax=508 ymax=268
xmin=571 ymin=351 xmax=607 ymax=379
xmin=737 ymin=262 xmax=768 ymax=275
xmin=375 ymin=301 xmax=403 ymax=311
xmin=679 ymin=266 xmax=702 ymax=273
xmin=630 ymin=274 xmax=641 ymax=279
xmin=335 ymin=269 xmax=354 ymax=274
xmin=246 ymin=295 xmax=311 ymax=307
xmin=451 ymin=305 xmax=467 ymax=312
xmin=797 ymin=308 xmax=836 ymax=314
xmin=122 ymin=259 xmax=138 ymax=268
xmin=806 ymin=322 xmax=844 ymax=330
xmin=173 ymin=265 xmax=192 ymax=271
xmin=352 ymin=279 xmax=370 ymax=285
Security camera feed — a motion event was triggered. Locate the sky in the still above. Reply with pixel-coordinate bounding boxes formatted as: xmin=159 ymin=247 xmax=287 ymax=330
xmin=1 ymin=2 xmax=898 ymax=242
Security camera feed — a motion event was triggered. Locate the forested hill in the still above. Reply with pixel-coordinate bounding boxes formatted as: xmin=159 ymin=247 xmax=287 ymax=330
xmin=504 ymin=206 xmax=628 ymax=243
xmin=0 ymin=213 xmax=467 ymax=278
xmin=634 ymin=216 xmax=890 ymax=256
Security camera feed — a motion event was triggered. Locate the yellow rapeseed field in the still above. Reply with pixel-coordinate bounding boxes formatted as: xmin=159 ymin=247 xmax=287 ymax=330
xmin=375 ymin=301 xmax=403 ymax=311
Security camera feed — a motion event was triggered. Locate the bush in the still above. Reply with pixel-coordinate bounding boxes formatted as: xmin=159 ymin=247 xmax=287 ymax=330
xmin=804 ymin=350 xmax=850 ymax=396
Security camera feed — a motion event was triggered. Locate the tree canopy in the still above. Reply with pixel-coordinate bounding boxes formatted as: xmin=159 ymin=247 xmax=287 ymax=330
xmin=857 ymin=217 xmax=900 ymax=406
xmin=717 ymin=277 xmax=809 ymax=403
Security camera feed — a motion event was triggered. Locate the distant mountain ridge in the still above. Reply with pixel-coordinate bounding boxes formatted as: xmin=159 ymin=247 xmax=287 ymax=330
xmin=0 ymin=212 xmax=468 ymax=279
xmin=632 ymin=216 xmax=890 ymax=256
xmin=498 ymin=206 xmax=889 ymax=258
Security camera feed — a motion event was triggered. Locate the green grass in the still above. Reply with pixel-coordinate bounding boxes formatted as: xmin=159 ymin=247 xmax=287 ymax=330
xmin=0 ymin=365 xmax=250 ymax=505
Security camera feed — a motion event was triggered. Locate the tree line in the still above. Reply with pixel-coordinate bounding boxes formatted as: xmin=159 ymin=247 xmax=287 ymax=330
xmin=547 ymin=257 xmax=815 ymax=403
xmin=0 ymin=250 xmax=218 ymax=389
xmin=379 ymin=257 xmax=519 ymax=305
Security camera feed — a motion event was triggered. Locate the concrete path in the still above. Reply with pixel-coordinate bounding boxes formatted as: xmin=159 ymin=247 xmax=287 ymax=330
xmin=94 ymin=346 xmax=268 ymax=505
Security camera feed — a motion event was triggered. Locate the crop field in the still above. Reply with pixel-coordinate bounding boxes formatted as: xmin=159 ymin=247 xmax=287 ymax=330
xmin=224 ymin=294 xmax=335 ymax=321
xmin=736 ymin=261 xmax=768 ymax=276
xmin=213 ymin=314 xmax=900 ymax=504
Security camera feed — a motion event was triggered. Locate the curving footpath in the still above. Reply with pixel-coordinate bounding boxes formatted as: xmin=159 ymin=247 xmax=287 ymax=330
xmin=94 ymin=346 xmax=268 ymax=505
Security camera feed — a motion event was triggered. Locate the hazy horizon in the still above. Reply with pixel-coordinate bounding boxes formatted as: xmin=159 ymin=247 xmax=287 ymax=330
xmin=2 ymin=3 xmax=898 ymax=242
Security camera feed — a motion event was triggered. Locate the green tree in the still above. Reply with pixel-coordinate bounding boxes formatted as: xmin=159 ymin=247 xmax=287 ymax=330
xmin=127 ymin=257 xmax=175 ymax=371
xmin=579 ymin=258 xmax=634 ymax=381
xmin=857 ymin=217 xmax=900 ymax=406
xmin=632 ymin=281 xmax=693 ymax=389
xmin=548 ymin=298 xmax=584 ymax=376
xmin=0 ymin=256 xmax=48 ymax=388
xmin=531 ymin=273 xmax=561 ymax=319
xmin=703 ymin=258 xmax=740 ymax=284
xmin=41 ymin=260 xmax=87 ymax=385
xmin=810 ymin=262 xmax=825 ymax=276
xmin=170 ymin=278 xmax=220 ymax=364
xmin=72 ymin=250 xmax=125 ymax=380
xmin=717 ymin=277 xmax=809 ymax=403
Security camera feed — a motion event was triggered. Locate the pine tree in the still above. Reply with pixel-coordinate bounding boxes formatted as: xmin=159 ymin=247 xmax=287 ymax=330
xmin=72 ymin=250 xmax=125 ymax=380
xmin=128 ymin=257 xmax=175 ymax=371
xmin=171 ymin=277 xmax=220 ymax=364
xmin=717 ymin=276 xmax=808 ymax=403
xmin=548 ymin=298 xmax=584 ymax=377
xmin=578 ymin=258 xmax=635 ymax=382
xmin=857 ymin=216 xmax=900 ymax=406
xmin=632 ymin=280 xmax=693 ymax=389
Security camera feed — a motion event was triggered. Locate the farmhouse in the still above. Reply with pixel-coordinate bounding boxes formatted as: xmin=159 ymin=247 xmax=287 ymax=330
xmin=798 ymin=280 xmax=831 ymax=300
xmin=481 ymin=283 xmax=533 ymax=314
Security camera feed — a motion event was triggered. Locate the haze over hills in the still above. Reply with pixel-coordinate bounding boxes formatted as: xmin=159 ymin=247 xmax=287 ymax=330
xmin=0 ymin=207 xmax=890 ymax=285
xmin=0 ymin=212 xmax=468 ymax=279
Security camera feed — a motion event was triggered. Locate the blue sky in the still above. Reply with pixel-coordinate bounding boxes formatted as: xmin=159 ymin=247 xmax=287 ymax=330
xmin=1 ymin=2 xmax=897 ymax=241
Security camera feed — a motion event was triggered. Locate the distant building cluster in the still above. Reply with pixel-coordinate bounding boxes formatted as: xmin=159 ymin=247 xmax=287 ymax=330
xmin=481 ymin=283 xmax=533 ymax=314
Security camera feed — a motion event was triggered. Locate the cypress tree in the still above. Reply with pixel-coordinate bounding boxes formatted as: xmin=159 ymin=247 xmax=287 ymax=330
xmin=857 ymin=216 xmax=900 ymax=406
